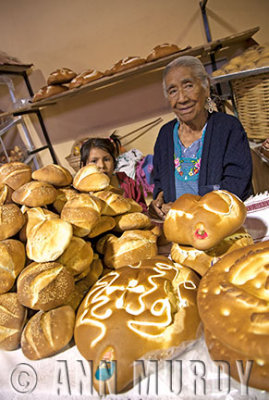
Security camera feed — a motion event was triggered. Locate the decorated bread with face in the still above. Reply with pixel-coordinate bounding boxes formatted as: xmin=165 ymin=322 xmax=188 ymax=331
xmin=163 ymin=190 xmax=246 ymax=250
xmin=198 ymin=240 xmax=269 ymax=391
xmin=75 ymin=256 xmax=200 ymax=394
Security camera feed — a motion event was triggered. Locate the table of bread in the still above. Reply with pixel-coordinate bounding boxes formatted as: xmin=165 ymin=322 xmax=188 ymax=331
xmin=0 ymin=161 xmax=268 ymax=400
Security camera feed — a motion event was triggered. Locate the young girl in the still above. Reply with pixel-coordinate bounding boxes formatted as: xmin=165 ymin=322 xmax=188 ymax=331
xmin=80 ymin=135 xmax=147 ymax=212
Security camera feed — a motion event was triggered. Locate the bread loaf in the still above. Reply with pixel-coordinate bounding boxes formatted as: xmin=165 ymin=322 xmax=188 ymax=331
xmin=0 ymin=162 xmax=32 ymax=190
xmin=17 ymin=261 xmax=75 ymax=311
xmin=88 ymin=216 xmax=116 ymax=238
xmin=146 ymin=43 xmax=180 ymax=61
xmin=105 ymin=56 xmax=146 ymax=75
xmin=163 ymin=190 xmax=246 ymax=250
xmin=47 ymin=67 xmax=77 ymax=85
xmin=171 ymin=227 xmax=253 ymax=276
xmin=56 ymin=236 xmax=94 ymax=279
xmin=75 ymin=256 xmax=200 ymax=394
xmin=61 ymin=193 xmax=103 ymax=232
xmin=73 ymin=163 xmax=110 ymax=192
xmin=99 ymin=229 xmax=159 ymax=269
xmin=32 ymin=164 xmax=73 ymax=187
xmin=26 ymin=207 xmax=73 ymax=262
xmin=0 ymin=183 xmax=13 ymax=205
xmin=0 ymin=239 xmax=26 ymax=294
xmin=69 ymin=69 xmax=104 ymax=89
xmin=32 ymin=85 xmax=69 ymax=102
xmin=94 ymin=190 xmax=131 ymax=216
xmin=114 ymin=212 xmax=152 ymax=232
xmin=0 ymin=203 xmax=25 ymax=240
xmin=12 ymin=180 xmax=58 ymax=207
xmin=0 ymin=292 xmax=27 ymax=350
xmin=53 ymin=187 xmax=79 ymax=213
xmin=21 ymin=305 xmax=75 ymax=360
xmin=197 ymin=240 xmax=269 ymax=391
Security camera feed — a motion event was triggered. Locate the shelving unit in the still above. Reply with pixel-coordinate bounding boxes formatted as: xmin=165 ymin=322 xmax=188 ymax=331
xmin=0 ymin=64 xmax=58 ymax=165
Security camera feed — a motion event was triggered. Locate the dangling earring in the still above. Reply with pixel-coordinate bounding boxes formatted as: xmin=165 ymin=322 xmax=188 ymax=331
xmin=206 ymin=97 xmax=214 ymax=113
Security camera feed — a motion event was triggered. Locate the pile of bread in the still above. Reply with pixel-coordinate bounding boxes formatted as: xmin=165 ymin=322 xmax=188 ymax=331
xmin=163 ymin=191 xmax=269 ymax=393
xmin=212 ymin=44 xmax=269 ymax=77
xmin=0 ymin=160 xmax=164 ymax=361
xmin=1 ymin=161 xmax=268 ymax=395
xmin=32 ymin=43 xmax=187 ymax=102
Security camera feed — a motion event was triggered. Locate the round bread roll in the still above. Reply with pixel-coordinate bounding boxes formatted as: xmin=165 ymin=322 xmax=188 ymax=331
xmin=32 ymin=84 xmax=69 ymax=102
xmin=163 ymin=190 xmax=246 ymax=250
xmin=61 ymin=193 xmax=103 ymax=231
xmin=171 ymin=227 xmax=253 ymax=276
xmin=0 ymin=239 xmax=26 ymax=294
xmin=75 ymin=256 xmax=200 ymax=394
xmin=69 ymin=69 xmax=104 ymax=89
xmin=0 ymin=162 xmax=32 ymax=190
xmin=47 ymin=67 xmax=77 ymax=85
xmin=0 ymin=292 xmax=27 ymax=350
xmin=0 ymin=203 xmax=25 ymax=240
xmin=0 ymin=183 xmax=13 ymax=205
xmin=88 ymin=216 xmax=116 ymax=238
xmin=53 ymin=187 xmax=79 ymax=213
xmin=114 ymin=212 xmax=152 ymax=232
xmin=99 ymin=229 xmax=159 ymax=269
xmin=94 ymin=190 xmax=131 ymax=216
xmin=12 ymin=180 xmax=58 ymax=207
xmin=105 ymin=56 xmax=146 ymax=75
xmin=21 ymin=305 xmax=75 ymax=360
xmin=197 ymin=240 xmax=269 ymax=391
xmin=56 ymin=236 xmax=94 ymax=279
xmin=146 ymin=43 xmax=180 ymax=62
xmin=26 ymin=207 xmax=73 ymax=262
xmin=32 ymin=164 xmax=73 ymax=187
xmin=125 ymin=197 xmax=143 ymax=213
xmin=73 ymin=163 xmax=110 ymax=192
xmin=17 ymin=261 xmax=75 ymax=311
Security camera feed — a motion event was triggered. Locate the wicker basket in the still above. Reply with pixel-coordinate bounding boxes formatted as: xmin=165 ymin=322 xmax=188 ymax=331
xmin=65 ymin=137 xmax=89 ymax=172
xmin=232 ymin=73 xmax=269 ymax=140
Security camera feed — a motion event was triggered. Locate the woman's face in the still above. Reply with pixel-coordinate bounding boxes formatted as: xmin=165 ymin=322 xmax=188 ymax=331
xmin=86 ymin=147 xmax=115 ymax=178
xmin=164 ymin=66 xmax=209 ymax=124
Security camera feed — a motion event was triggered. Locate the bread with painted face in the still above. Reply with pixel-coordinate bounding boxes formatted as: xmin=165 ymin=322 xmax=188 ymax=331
xmin=163 ymin=190 xmax=247 ymax=250
xmin=75 ymin=256 xmax=200 ymax=394
xmin=197 ymin=240 xmax=269 ymax=391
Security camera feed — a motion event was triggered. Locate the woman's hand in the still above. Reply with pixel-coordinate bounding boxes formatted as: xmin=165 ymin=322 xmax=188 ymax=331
xmin=149 ymin=191 xmax=167 ymax=220
xmin=262 ymin=138 xmax=269 ymax=150
xmin=161 ymin=202 xmax=173 ymax=215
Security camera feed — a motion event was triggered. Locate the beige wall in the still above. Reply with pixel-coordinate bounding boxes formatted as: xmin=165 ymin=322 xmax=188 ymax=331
xmin=1 ymin=0 xmax=269 ymax=171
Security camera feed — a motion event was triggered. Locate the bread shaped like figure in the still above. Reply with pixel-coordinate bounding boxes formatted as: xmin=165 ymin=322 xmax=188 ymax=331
xmin=75 ymin=256 xmax=200 ymax=394
xmin=197 ymin=240 xmax=269 ymax=391
xmin=163 ymin=190 xmax=246 ymax=250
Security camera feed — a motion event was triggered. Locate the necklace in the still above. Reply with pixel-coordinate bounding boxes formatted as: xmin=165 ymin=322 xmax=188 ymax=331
xmin=173 ymin=122 xmax=207 ymax=181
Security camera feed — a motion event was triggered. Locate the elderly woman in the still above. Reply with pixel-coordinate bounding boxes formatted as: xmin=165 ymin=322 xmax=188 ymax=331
xmin=149 ymin=55 xmax=253 ymax=220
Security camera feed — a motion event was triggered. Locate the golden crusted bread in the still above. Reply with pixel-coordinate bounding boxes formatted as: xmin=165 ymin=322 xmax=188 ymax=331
xmin=171 ymin=227 xmax=253 ymax=276
xmin=94 ymin=190 xmax=131 ymax=216
xmin=26 ymin=207 xmax=73 ymax=262
xmin=75 ymin=256 xmax=200 ymax=394
xmin=17 ymin=261 xmax=75 ymax=311
xmin=12 ymin=180 xmax=58 ymax=207
xmin=0 ymin=183 xmax=13 ymax=205
xmin=0 ymin=162 xmax=32 ymax=190
xmin=198 ymin=240 xmax=269 ymax=391
xmin=21 ymin=305 xmax=75 ymax=360
xmin=32 ymin=85 xmax=69 ymax=102
xmin=0 ymin=203 xmax=25 ymax=240
xmin=163 ymin=190 xmax=246 ymax=250
xmin=0 ymin=292 xmax=27 ymax=351
xmin=47 ymin=67 xmax=77 ymax=85
xmin=0 ymin=239 xmax=26 ymax=294
xmin=69 ymin=69 xmax=104 ymax=88
xmin=105 ymin=56 xmax=146 ymax=75
xmin=73 ymin=163 xmax=110 ymax=192
xmin=32 ymin=164 xmax=73 ymax=187
xmin=88 ymin=215 xmax=116 ymax=238
xmin=114 ymin=212 xmax=152 ymax=232
xmin=146 ymin=43 xmax=180 ymax=61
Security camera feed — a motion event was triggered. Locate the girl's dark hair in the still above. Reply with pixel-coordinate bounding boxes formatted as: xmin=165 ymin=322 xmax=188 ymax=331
xmin=80 ymin=134 xmax=121 ymax=167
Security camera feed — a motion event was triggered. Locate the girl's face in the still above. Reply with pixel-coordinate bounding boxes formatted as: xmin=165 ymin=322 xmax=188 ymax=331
xmin=86 ymin=147 xmax=115 ymax=178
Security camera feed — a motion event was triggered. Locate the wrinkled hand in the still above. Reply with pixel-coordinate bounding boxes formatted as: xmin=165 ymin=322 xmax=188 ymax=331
xmin=161 ymin=202 xmax=173 ymax=215
xmin=148 ymin=191 xmax=165 ymax=220
xmin=262 ymin=137 xmax=269 ymax=150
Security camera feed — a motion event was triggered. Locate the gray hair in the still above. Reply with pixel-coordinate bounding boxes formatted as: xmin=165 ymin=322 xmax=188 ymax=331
xmin=162 ymin=56 xmax=210 ymax=97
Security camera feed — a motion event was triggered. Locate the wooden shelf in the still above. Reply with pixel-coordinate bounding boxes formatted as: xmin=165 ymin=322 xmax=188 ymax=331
xmin=0 ymin=26 xmax=259 ymax=119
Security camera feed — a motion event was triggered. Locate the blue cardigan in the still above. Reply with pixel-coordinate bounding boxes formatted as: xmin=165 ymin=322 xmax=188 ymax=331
xmin=153 ymin=112 xmax=253 ymax=202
